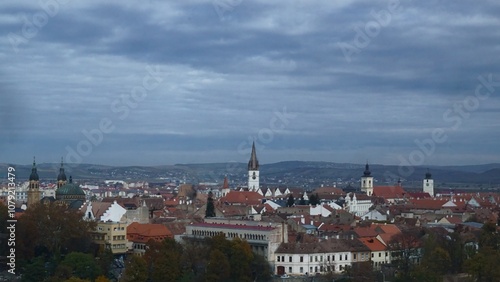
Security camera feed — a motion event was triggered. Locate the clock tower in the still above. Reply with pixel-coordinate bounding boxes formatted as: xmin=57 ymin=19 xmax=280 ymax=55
xmin=423 ymin=169 xmax=434 ymax=197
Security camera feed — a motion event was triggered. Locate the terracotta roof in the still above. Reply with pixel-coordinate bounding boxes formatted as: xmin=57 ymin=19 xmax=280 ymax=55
xmin=409 ymin=198 xmax=448 ymax=210
xmin=314 ymin=187 xmax=345 ymax=195
xmin=353 ymin=226 xmax=378 ymax=238
xmin=372 ymin=186 xmax=406 ymax=199
xmin=407 ymin=192 xmax=431 ymax=199
xmin=127 ymin=222 xmax=173 ymax=243
xmin=373 ymin=223 xmax=401 ymax=236
xmin=219 ymin=191 xmax=262 ymax=205
xmin=359 ymin=237 xmax=387 ymax=251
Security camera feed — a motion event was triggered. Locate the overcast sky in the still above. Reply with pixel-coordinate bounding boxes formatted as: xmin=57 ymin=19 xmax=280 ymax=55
xmin=1 ymin=0 xmax=500 ymax=166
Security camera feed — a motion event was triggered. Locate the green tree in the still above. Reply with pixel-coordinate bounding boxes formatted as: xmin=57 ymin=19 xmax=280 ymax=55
xmin=299 ymin=196 xmax=306 ymax=205
xmin=251 ymin=253 xmax=272 ymax=282
xmin=206 ymin=249 xmax=230 ymax=282
xmin=229 ymin=238 xmax=254 ymax=282
xmin=21 ymin=256 xmax=47 ymax=282
xmin=286 ymin=194 xmax=295 ymax=207
xmin=122 ymin=255 xmax=148 ymax=282
xmin=205 ymin=191 xmax=216 ymax=218
xmin=65 ymin=277 xmax=91 ymax=282
xmin=0 ymin=203 xmax=9 ymax=257
xmin=57 ymin=252 xmax=101 ymax=281
xmin=464 ymin=222 xmax=500 ymax=281
xmin=144 ymin=238 xmax=182 ymax=282
xmin=308 ymin=193 xmax=320 ymax=206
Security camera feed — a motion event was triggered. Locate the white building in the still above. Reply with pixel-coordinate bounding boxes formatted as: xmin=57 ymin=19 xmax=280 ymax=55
xmin=274 ymin=239 xmax=371 ymax=276
xmin=185 ymin=218 xmax=287 ymax=262
xmin=344 ymin=193 xmax=372 ymax=217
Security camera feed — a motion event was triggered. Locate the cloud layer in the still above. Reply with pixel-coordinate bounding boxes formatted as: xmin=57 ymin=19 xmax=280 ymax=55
xmin=1 ymin=0 xmax=500 ymax=166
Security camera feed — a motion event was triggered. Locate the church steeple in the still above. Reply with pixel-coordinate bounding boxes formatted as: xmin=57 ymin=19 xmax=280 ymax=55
xmin=29 ymin=157 xmax=39 ymax=181
xmin=248 ymin=141 xmax=259 ymax=171
xmin=222 ymin=175 xmax=230 ymax=197
xmin=28 ymin=157 xmax=41 ymax=208
xmin=247 ymin=142 xmax=260 ymax=191
xmin=57 ymin=157 xmax=67 ymax=189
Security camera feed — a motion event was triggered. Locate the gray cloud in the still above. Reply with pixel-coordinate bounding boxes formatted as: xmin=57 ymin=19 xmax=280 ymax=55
xmin=1 ymin=0 xmax=499 ymax=166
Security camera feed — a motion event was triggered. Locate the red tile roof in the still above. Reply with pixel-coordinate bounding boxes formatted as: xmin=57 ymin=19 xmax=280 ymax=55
xmin=373 ymin=186 xmax=406 ymax=199
xmin=127 ymin=222 xmax=173 ymax=243
xmin=409 ymin=198 xmax=448 ymax=210
xmin=359 ymin=237 xmax=387 ymax=251
xmin=219 ymin=191 xmax=262 ymax=205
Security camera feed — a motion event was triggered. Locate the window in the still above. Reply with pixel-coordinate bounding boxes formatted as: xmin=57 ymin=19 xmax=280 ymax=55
xmin=289 ymin=267 xmax=292 ymax=273
xmin=339 ymin=255 xmax=342 ymax=261
xmin=372 ymin=253 xmax=374 ymax=258
xmin=281 ymin=256 xmax=284 ymax=262
xmin=333 ymin=255 xmax=335 ymax=261
xmin=345 ymin=254 xmax=347 ymax=260
xmin=289 ymin=256 xmax=292 ymax=262
xmin=385 ymin=252 xmax=388 ymax=257
xmin=353 ymin=254 xmax=357 ymax=260
xmin=300 ymin=267 xmax=303 ymax=273
xmin=300 ymin=256 xmax=303 ymax=262
xmin=379 ymin=253 xmax=382 ymax=257
xmin=277 ymin=256 xmax=280 ymax=262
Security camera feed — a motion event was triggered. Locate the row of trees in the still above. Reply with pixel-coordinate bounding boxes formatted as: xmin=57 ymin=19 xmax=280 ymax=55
xmin=122 ymin=234 xmax=272 ymax=282
xmin=391 ymin=222 xmax=500 ymax=282
xmin=0 ymin=202 xmax=117 ymax=282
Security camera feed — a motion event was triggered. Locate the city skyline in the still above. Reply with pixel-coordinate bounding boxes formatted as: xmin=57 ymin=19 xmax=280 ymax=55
xmin=1 ymin=1 xmax=500 ymax=166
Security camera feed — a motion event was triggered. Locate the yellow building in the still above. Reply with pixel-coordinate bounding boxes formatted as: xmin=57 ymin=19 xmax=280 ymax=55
xmin=92 ymin=221 xmax=128 ymax=254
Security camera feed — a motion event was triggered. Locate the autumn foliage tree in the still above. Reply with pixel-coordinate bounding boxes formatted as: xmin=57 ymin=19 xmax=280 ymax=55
xmin=16 ymin=202 xmax=96 ymax=262
xmin=464 ymin=222 xmax=500 ymax=281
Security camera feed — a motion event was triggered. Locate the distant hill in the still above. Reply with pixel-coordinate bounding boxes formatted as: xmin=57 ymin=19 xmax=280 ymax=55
xmin=1 ymin=161 xmax=500 ymax=187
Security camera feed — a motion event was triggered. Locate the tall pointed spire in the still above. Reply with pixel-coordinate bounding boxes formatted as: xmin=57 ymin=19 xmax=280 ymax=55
xmin=57 ymin=157 xmax=67 ymax=181
xmin=248 ymin=141 xmax=259 ymax=170
xmin=29 ymin=156 xmax=39 ymax=181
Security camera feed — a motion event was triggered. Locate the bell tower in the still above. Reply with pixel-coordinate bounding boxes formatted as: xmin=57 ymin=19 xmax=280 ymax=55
xmin=57 ymin=157 xmax=67 ymax=189
xmin=361 ymin=163 xmax=374 ymax=196
xmin=27 ymin=157 xmax=41 ymax=208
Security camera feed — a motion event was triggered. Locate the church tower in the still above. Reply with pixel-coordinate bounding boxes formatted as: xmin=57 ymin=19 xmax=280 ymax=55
xmin=221 ymin=176 xmax=230 ymax=197
xmin=361 ymin=163 xmax=374 ymax=196
xmin=423 ymin=169 xmax=434 ymax=197
xmin=57 ymin=157 xmax=67 ymax=189
xmin=248 ymin=142 xmax=259 ymax=191
xmin=27 ymin=157 xmax=41 ymax=208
